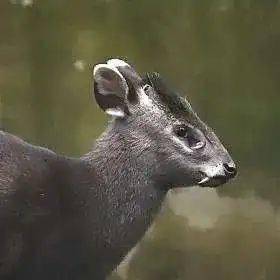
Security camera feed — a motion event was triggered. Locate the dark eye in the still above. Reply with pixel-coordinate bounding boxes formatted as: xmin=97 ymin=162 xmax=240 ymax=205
xmin=174 ymin=124 xmax=205 ymax=150
xmin=143 ymin=84 xmax=152 ymax=93
xmin=174 ymin=125 xmax=188 ymax=138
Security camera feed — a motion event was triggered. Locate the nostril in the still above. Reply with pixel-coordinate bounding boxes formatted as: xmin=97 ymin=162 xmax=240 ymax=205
xmin=223 ymin=163 xmax=237 ymax=177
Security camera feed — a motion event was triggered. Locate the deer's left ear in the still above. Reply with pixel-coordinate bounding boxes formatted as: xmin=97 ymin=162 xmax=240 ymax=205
xmin=93 ymin=64 xmax=129 ymax=117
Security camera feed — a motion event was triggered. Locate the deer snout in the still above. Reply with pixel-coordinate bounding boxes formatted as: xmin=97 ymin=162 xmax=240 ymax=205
xmin=223 ymin=161 xmax=237 ymax=179
xmin=198 ymin=159 xmax=237 ymax=188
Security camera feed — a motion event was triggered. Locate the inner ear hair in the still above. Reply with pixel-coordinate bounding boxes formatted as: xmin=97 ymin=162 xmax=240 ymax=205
xmin=93 ymin=64 xmax=128 ymax=96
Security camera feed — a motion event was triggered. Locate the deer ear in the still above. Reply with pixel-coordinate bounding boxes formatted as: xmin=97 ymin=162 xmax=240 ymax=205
xmin=93 ymin=64 xmax=129 ymax=117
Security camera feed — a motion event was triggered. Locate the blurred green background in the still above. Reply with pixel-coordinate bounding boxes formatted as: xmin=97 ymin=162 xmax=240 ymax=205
xmin=1 ymin=0 xmax=280 ymax=279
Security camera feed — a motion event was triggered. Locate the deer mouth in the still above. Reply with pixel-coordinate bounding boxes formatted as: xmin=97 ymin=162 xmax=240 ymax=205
xmin=198 ymin=175 xmax=228 ymax=188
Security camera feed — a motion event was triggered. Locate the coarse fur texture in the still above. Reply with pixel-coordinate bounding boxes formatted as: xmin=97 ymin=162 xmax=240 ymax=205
xmin=0 ymin=59 xmax=236 ymax=279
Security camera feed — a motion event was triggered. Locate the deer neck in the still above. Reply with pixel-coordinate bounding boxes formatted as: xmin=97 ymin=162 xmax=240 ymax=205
xmin=83 ymin=124 xmax=168 ymax=254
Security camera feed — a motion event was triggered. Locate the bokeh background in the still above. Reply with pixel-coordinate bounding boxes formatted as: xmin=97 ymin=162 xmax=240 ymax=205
xmin=1 ymin=0 xmax=280 ymax=279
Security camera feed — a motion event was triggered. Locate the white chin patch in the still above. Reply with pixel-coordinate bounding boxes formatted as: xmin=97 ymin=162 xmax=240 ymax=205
xmin=107 ymin=58 xmax=130 ymax=69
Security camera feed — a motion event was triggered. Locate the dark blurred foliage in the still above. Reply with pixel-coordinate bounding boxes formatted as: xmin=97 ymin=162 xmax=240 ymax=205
xmin=1 ymin=0 xmax=280 ymax=279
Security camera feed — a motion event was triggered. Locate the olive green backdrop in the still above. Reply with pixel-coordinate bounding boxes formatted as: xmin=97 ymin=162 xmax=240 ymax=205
xmin=1 ymin=1 xmax=280 ymax=279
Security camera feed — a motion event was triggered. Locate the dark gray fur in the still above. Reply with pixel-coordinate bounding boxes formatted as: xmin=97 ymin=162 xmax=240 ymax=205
xmin=0 ymin=59 xmax=236 ymax=279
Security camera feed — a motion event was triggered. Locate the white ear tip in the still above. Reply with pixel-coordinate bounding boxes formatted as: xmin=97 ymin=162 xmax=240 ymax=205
xmin=93 ymin=64 xmax=108 ymax=76
xmin=107 ymin=59 xmax=130 ymax=68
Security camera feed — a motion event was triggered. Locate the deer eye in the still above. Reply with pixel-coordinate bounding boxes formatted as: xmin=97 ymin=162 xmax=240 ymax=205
xmin=174 ymin=125 xmax=188 ymax=138
xmin=174 ymin=125 xmax=206 ymax=150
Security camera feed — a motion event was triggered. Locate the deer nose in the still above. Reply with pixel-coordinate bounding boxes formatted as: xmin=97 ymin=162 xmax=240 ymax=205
xmin=223 ymin=162 xmax=237 ymax=178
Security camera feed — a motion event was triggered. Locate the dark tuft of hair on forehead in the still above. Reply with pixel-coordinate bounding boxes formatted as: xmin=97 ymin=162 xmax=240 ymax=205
xmin=143 ymin=72 xmax=196 ymax=121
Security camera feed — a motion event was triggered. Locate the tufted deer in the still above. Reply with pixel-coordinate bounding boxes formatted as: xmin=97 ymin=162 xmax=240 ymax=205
xmin=0 ymin=59 xmax=236 ymax=279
